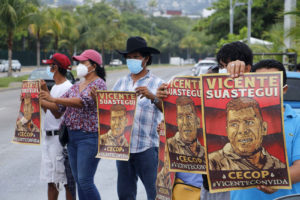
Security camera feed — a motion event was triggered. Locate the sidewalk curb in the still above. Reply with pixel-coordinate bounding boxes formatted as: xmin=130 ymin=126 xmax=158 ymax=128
xmin=0 ymin=86 xmax=21 ymax=92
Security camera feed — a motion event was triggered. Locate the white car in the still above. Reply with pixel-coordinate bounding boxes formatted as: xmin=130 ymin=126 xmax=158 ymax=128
xmin=0 ymin=60 xmax=6 ymax=72
xmin=192 ymin=59 xmax=217 ymax=76
xmin=109 ymin=59 xmax=122 ymax=66
xmin=1 ymin=60 xmax=21 ymax=72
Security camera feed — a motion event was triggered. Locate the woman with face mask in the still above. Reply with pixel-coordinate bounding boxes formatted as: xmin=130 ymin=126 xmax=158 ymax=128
xmin=40 ymin=49 xmax=106 ymax=200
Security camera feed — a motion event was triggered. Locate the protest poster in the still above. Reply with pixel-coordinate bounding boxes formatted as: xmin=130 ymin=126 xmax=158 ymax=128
xmin=163 ymin=76 xmax=206 ymax=173
xmin=13 ymin=80 xmax=41 ymax=145
xmin=96 ymin=91 xmax=136 ymax=160
xmin=156 ymin=124 xmax=175 ymax=200
xmin=201 ymin=72 xmax=291 ymax=193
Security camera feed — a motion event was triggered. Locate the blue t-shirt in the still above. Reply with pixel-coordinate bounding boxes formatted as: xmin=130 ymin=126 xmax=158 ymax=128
xmin=231 ymin=104 xmax=300 ymax=200
xmin=176 ymin=172 xmax=203 ymax=188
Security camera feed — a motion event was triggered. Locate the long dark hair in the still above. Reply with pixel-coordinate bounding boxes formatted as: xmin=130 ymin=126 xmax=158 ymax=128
xmin=89 ymin=59 xmax=106 ymax=81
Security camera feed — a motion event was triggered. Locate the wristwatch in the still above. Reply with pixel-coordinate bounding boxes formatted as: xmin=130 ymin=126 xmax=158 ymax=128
xmin=151 ymin=97 xmax=160 ymax=104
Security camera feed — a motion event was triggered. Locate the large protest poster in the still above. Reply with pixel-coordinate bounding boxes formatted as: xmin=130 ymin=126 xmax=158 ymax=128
xmin=96 ymin=91 xmax=136 ymax=160
xmin=13 ymin=80 xmax=41 ymax=145
xmin=156 ymin=124 xmax=175 ymax=200
xmin=201 ymin=72 xmax=291 ymax=193
xmin=163 ymin=76 xmax=206 ymax=173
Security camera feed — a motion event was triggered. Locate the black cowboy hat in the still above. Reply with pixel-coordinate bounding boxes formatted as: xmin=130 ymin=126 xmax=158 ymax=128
xmin=116 ymin=36 xmax=160 ymax=55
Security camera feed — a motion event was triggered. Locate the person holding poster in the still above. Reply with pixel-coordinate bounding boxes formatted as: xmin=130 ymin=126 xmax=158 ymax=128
xmin=208 ymin=97 xmax=286 ymax=170
xmin=99 ymin=104 xmax=129 ymax=148
xmin=40 ymin=49 xmax=106 ymax=200
xmin=167 ymin=96 xmax=205 ymax=158
xmin=230 ymin=60 xmax=300 ymax=199
xmin=216 ymin=41 xmax=252 ymax=77
xmin=113 ymin=36 xmax=164 ymax=200
xmin=16 ymin=93 xmax=40 ymax=133
xmin=39 ymin=53 xmax=75 ymax=200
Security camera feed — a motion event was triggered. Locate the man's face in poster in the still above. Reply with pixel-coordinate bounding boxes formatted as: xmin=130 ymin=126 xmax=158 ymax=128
xmin=110 ymin=110 xmax=127 ymax=138
xmin=227 ymin=105 xmax=267 ymax=156
xmin=23 ymin=96 xmax=33 ymax=121
xmin=176 ymin=103 xmax=199 ymax=143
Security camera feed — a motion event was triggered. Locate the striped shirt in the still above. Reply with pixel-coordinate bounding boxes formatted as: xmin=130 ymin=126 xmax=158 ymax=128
xmin=113 ymin=70 xmax=164 ymax=153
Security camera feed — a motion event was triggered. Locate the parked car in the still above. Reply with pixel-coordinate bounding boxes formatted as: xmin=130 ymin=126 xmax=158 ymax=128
xmin=192 ymin=59 xmax=217 ymax=76
xmin=170 ymin=57 xmax=184 ymax=65
xmin=11 ymin=60 xmax=21 ymax=71
xmin=0 ymin=60 xmax=22 ymax=72
xmin=284 ymin=71 xmax=300 ymax=114
xmin=109 ymin=59 xmax=122 ymax=66
xmin=28 ymin=68 xmax=75 ymax=90
xmin=184 ymin=58 xmax=196 ymax=65
xmin=0 ymin=60 xmax=5 ymax=72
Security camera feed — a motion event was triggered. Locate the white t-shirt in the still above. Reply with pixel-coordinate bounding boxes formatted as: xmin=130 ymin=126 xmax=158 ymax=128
xmin=44 ymin=80 xmax=72 ymax=131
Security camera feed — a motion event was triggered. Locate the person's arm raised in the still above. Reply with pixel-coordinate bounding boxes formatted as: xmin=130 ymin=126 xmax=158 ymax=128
xmin=40 ymin=90 xmax=83 ymax=108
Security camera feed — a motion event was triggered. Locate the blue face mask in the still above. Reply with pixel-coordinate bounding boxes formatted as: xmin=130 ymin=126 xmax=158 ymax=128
xmin=46 ymin=66 xmax=54 ymax=79
xmin=126 ymin=59 xmax=143 ymax=74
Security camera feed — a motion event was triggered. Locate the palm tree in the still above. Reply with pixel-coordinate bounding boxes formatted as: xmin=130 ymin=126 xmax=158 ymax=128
xmin=0 ymin=0 xmax=35 ymax=76
xmin=28 ymin=8 xmax=50 ymax=68
xmin=47 ymin=8 xmax=65 ymax=51
xmin=78 ymin=2 xmax=124 ymax=65
xmin=58 ymin=11 xmax=80 ymax=56
xmin=179 ymin=33 xmax=202 ymax=59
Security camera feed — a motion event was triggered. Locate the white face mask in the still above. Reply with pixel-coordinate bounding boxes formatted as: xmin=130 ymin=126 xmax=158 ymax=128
xmin=219 ymin=68 xmax=228 ymax=74
xmin=76 ymin=64 xmax=88 ymax=78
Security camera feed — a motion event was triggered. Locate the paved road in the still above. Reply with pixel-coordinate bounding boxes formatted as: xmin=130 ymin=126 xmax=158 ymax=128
xmin=0 ymin=65 xmax=192 ymax=200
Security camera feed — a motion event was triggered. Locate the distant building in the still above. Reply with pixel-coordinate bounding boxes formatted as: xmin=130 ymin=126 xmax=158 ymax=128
xmin=166 ymin=10 xmax=182 ymax=16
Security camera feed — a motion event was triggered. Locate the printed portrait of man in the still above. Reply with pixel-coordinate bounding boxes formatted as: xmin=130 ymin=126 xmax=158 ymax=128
xmin=100 ymin=104 xmax=129 ymax=147
xmin=208 ymin=97 xmax=286 ymax=170
xmin=16 ymin=93 xmax=39 ymax=133
xmin=157 ymin=149 xmax=172 ymax=189
xmin=167 ymin=96 xmax=205 ymax=158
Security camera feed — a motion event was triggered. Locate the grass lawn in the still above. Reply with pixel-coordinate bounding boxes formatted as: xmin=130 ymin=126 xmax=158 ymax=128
xmin=0 ymin=75 xmax=29 ymax=88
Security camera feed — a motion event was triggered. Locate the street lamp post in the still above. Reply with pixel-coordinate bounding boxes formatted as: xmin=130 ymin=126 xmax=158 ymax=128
xmin=247 ymin=0 xmax=252 ymax=44
xmin=229 ymin=0 xmax=246 ymax=34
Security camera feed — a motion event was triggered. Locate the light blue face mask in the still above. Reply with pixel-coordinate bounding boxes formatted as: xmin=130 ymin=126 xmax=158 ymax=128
xmin=126 ymin=59 xmax=143 ymax=74
xmin=46 ymin=66 xmax=54 ymax=79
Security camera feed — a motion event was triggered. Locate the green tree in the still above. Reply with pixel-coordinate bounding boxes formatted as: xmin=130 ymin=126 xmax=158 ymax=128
xmin=179 ymin=33 xmax=202 ymax=59
xmin=77 ymin=2 xmax=125 ymax=65
xmin=28 ymin=7 xmax=50 ymax=67
xmin=58 ymin=11 xmax=80 ymax=56
xmin=0 ymin=0 xmax=35 ymax=76
xmin=47 ymin=8 xmax=72 ymax=51
xmin=194 ymin=0 xmax=283 ymax=43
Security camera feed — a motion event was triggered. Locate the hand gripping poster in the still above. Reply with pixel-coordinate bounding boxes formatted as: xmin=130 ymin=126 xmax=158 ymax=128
xmin=156 ymin=123 xmax=175 ymax=200
xmin=163 ymin=76 xmax=206 ymax=173
xmin=96 ymin=91 xmax=137 ymax=160
xmin=13 ymin=80 xmax=41 ymax=145
xmin=201 ymin=72 xmax=291 ymax=193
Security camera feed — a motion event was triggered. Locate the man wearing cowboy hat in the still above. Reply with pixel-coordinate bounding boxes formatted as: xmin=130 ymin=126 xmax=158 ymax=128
xmin=113 ymin=36 xmax=164 ymax=200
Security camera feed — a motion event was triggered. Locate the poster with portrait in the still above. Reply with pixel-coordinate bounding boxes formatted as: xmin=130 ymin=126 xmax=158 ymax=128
xmin=163 ymin=76 xmax=206 ymax=173
xmin=201 ymin=72 xmax=291 ymax=193
xmin=13 ymin=80 xmax=41 ymax=145
xmin=96 ymin=91 xmax=137 ymax=161
xmin=156 ymin=123 xmax=175 ymax=200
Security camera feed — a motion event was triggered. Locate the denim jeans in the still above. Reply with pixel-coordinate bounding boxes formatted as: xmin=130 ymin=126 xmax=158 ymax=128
xmin=67 ymin=130 xmax=101 ymax=200
xmin=116 ymin=147 xmax=158 ymax=200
